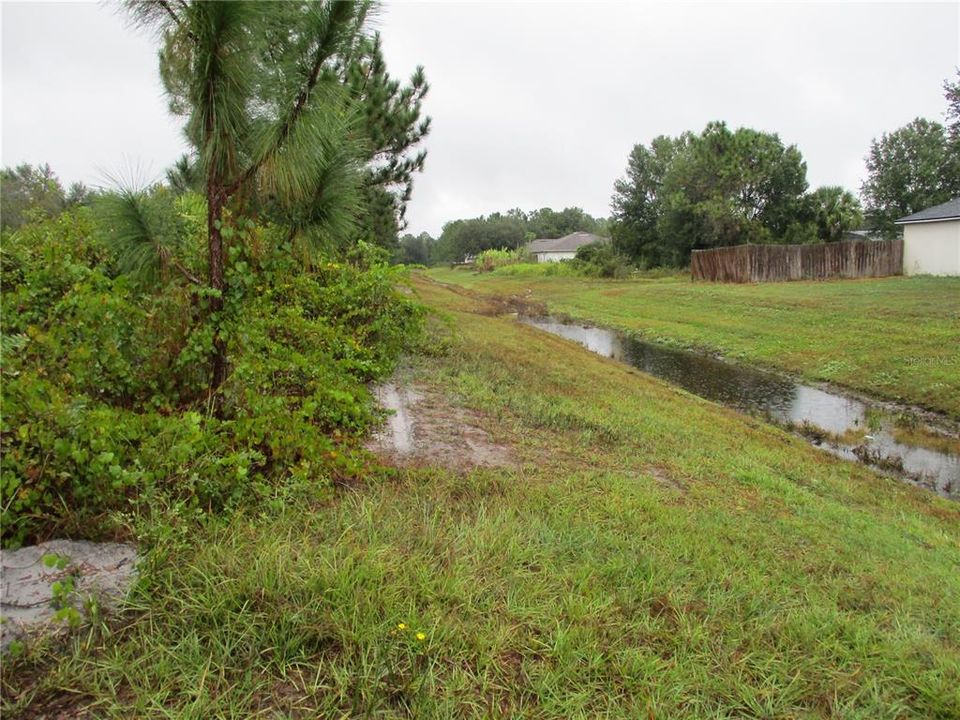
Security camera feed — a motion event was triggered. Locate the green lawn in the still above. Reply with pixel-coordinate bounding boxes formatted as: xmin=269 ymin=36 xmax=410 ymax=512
xmin=427 ymin=267 xmax=960 ymax=419
xmin=5 ymin=277 xmax=959 ymax=718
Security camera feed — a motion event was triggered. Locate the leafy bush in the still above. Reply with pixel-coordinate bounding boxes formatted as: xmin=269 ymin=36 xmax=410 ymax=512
xmin=1 ymin=210 xmax=422 ymax=547
xmin=574 ymin=241 xmax=634 ymax=278
xmin=1 ymin=207 xmax=110 ymax=328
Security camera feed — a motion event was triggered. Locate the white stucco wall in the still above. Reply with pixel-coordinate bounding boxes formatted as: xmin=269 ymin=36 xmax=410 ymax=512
xmin=902 ymin=220 xmax=960 ymax=276
xmin=535 ymin=251 xmax=577 ymax=263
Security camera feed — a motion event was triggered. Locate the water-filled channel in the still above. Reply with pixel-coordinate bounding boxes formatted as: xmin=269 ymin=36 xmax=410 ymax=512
xmin=521 ymin=317 xmax=960 ymax=500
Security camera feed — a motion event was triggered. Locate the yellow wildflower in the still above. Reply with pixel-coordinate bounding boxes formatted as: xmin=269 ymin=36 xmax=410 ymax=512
xmin=397 ymin=623 xmax=406 ymax=631
xmin=415 ymin=632 xmax=426 ymax=642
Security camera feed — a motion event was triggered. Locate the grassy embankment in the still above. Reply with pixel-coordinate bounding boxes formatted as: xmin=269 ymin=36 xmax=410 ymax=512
xmin=427 ymin=266 xmax=960 ymax=419
xmin=4 ymin=277 xmax=959 ymax=718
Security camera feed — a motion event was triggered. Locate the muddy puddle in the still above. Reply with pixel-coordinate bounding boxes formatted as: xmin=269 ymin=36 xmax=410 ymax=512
xmin=522 ymin=317 xmax=960 ymax=500
xmin=367 ymin=383 xmax=514 ymax=471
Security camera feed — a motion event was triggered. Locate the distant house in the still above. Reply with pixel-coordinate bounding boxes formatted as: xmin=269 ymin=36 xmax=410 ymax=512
xmin=895 ymin=198 xmax=960 ymax=276
xmin=842 ymin=229 xmax=883 ymax=241
xmin=527 ymin=231 xmax=606 ymax=263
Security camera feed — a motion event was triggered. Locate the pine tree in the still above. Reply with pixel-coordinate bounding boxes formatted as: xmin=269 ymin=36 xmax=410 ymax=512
xmin=125 ymin=0 xmax=371 ymax=392
xmin=343 ymin=33 xmax=431 ymax=249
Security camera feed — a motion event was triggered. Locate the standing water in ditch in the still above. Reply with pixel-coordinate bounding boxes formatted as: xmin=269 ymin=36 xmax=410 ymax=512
xmin=522 ymin=317 xmax=960 ymax=500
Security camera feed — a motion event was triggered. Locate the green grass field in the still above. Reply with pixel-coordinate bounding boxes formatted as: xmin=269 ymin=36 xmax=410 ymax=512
xmin=427 ymin=267 xmax=960 ymax=419
xmin=5 ymin=277 xmax=959 ymax=718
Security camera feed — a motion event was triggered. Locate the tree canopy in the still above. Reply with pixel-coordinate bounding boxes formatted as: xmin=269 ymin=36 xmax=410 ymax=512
xmin=0 ymin=163 xmax=92 ymax=231
xmin=943 ymin=69 xmax=960 ymax=184
xmin=860 ymin=118 xmax=959 ymax=238
xmin=396 ymin=231 xmax=435 ymax=265
xmin=522 ymin=206 xmax=606 ymax=239
xmin=610 ymin=133 xmax=691 ymax=266
xmin=859 ymin=74 xmax=960 ymax=238
xmin=143 ymin=2 xmax=429 ymax=254
xmin=805 ymin=186 xmax=864 ymax=243
xmin=345 ymin=33 xmax=430 ymax=250
xmin=610 ymin=122 xmax=863 ymax=266
xmin=432 ymin=214 xmax=527 ymax=262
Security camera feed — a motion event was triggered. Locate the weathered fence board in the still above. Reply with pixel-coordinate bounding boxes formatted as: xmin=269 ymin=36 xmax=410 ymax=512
xmin=691 ymin=238 xmax=903 ymax=283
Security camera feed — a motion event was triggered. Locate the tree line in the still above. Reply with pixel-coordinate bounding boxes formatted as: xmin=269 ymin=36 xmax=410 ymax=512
xmin=0 ymin=163 xmax=94 ymax=231
xmin=609 ymin=123 xmax=861 ymax=267
xmin=420 ymin=71 xmax=958 ymax=269
xmin=610 ymin=71 xmax=960 ymax=267
xmin=395 ymin=206 xmax=608 ymax=264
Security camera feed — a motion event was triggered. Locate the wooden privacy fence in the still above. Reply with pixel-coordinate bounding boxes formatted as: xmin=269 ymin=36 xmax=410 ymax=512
xmin=691 ymin=238 xmax=903 ymax=283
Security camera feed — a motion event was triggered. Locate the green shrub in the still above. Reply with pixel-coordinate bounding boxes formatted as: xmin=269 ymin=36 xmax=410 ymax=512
xmin=1 ymin=207 xmax=109 ymax=330
xmin=574 ymin=241 xmax=634 ymax=278
xmin=0 ymin=213 xmax=422 ymax=547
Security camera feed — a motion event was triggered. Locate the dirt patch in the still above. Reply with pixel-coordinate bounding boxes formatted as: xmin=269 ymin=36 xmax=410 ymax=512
xmin=474 ymin=291 xmax=547 ymax=318
xmin=1 ymin=539 xmax=138 ymax=651
xmin=366 ymin=383 xmax=515 ymax=472
xmin=645 ymin=465 xmax=686 ymax=492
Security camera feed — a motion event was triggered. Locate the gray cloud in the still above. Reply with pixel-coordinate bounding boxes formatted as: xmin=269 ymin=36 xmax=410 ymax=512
xmin=4 ymin=2 xmax=957 ymax=237
xmin=2 ymin=1 xmax=189 ymax=188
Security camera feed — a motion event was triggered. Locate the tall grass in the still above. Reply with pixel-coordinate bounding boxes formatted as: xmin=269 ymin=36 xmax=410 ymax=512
xmin=473 ymin=248 xmax=529 ymax=272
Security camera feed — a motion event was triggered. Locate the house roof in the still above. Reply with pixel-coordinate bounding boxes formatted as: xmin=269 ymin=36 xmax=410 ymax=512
xmin=527 ymin=231 xmax=607 ymax=254
xmin=843 ymin=229 xmax=883 ymax=241
xmin=894 ymin=198 xmax=960 ymax=225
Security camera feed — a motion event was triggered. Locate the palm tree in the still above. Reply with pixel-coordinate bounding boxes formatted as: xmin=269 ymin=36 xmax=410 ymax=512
xmin=125 ymin=0 xmax=370 ymax=391
xmin=810 ymin=186 xmax=864 ymax=242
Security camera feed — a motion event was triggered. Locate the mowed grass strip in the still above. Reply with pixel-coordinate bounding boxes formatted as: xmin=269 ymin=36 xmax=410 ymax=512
xmin=4 ymin=280 xmax=959 ymax=719
xmin=427 ymin=268 xmax=960 ymax=418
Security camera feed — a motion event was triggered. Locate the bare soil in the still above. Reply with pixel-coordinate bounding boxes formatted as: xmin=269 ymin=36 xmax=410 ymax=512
xmin=1 ymin=540 xmax=137 ymax=652
xmin=366 ymin=382 xmax=515 ymax=472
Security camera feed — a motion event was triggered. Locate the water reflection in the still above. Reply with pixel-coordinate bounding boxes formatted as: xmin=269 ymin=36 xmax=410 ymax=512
xmin=522 ymin=317 xmax=960 ymax=499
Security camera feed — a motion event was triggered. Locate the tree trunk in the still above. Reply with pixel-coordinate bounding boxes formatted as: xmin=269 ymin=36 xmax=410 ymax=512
xmin=207 ymin=182 xmax=228 ymax=393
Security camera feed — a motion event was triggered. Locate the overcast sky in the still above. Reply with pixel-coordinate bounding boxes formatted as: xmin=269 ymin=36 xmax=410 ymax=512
xmin=2 ymin=1 xmax=958 ymax=236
